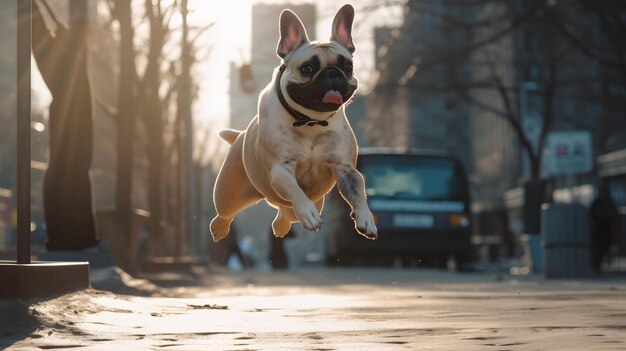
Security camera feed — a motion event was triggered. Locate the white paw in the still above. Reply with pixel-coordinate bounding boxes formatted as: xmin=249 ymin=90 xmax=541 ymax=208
xmin=353 ymin=209 xmax=378 ymax=240
xmin=294 ymin=201 xmax=323 ymax=232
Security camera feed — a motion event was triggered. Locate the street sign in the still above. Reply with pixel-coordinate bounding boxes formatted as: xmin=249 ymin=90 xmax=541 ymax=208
xmin=543 ymin=131 xmax=593 ymax=175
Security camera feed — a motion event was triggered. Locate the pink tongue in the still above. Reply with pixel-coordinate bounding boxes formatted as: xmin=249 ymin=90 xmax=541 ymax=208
xmin=322 ymin=90 xmax=343 ymax=105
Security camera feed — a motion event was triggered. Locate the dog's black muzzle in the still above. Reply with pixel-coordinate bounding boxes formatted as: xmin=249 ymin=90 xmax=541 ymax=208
xmin=287 ymin=66 xmax=357 ymax=113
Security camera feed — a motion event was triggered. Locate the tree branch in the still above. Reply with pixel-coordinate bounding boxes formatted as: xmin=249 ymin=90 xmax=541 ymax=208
xmin=492 ymin=77 xmax=537 ymax=174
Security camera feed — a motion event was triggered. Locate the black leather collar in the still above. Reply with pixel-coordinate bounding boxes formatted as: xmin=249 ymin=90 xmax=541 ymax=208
xmin=276 ymin=64 xmax=331 ymax=127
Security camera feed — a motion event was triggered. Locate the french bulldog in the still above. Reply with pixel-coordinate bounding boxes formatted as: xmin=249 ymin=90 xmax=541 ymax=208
xmin=210 ymin=4 xmax=378 ymax=242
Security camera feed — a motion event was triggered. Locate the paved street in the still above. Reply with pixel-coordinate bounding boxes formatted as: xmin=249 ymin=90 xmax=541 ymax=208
xmin=2 ymin=267 xmax=626 ymax=350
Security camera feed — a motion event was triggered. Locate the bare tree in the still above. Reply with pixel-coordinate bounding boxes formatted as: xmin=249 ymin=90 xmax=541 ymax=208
xmin=104 ymin=0 xmax=212 ymax=259
xmin=548 ymin=0 xmax=626 ymax=88
xmin=33 ymin=0 xmax=99 ymax=250
xmin=107 ymin=0 xmax=138 ymax=253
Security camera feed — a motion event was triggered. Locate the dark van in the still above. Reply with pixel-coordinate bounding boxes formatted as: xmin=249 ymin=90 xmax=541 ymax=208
xmin=324 ymin=148 xmax=472 ymax=269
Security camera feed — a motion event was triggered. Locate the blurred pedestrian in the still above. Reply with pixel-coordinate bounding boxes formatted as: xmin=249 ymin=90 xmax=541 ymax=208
xmin=269 ymin=226 xmax=295 ymax=270
xmin=502 ymin=225 xmax=518 ymax=259
xmin=589 ymin=182 xmax=617 ymax=275
xmin=209 ymin=225 xmax=248 ymax=269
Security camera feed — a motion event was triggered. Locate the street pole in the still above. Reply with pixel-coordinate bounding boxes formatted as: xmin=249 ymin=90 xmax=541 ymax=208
xmin=17 ymin=0 xmax=32 ymax=264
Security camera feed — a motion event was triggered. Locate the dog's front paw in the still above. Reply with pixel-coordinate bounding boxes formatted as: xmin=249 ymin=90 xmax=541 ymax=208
xmin=294 ymin=201 xmax=323 ymax=232
xmin=353 ymin=209 xmax=378 ymax=240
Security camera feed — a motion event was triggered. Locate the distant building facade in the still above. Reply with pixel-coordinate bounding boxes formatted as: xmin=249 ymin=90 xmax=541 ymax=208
xmin=365 ymin=1 xmax=473 ymax=171
xmin=470 ymin=2 xmax=523 ymax=237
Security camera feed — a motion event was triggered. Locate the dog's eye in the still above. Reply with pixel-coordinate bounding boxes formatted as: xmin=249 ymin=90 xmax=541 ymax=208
xmin=344 ymin=62 xmax=353 ymax=74
xmin=300 ymin=64 xmax=315 ymax=75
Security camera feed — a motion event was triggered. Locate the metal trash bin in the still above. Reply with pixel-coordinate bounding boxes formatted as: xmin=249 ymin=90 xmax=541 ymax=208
xmin=541 ymin=203 xmax=592 ymax=278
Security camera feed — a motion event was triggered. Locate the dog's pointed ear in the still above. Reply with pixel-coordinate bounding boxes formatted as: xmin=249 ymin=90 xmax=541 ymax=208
xmin=277 ymin=9 xmax=310 ymax=59
xmin=330 ymin=4 xmax=355 ymax=54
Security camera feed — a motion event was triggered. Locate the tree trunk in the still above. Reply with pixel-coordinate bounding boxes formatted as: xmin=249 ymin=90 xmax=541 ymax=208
xmin=115 ymin=0 xmax=137 ymax=245
xmin=33 ymin=0 xmax=98 ymax=250
xmin=176 ymin=0 xmax=192 ymax=256
xmin=142 ymin=0 xmax=168 ymax=242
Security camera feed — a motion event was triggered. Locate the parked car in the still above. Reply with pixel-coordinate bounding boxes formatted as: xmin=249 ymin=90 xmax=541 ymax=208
xmin=324 ymin=148 xmax=473 ymax=269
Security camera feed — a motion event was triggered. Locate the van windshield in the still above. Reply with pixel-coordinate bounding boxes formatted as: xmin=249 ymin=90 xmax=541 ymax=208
xmin=359 ymin=155 xmax=468 ymax=201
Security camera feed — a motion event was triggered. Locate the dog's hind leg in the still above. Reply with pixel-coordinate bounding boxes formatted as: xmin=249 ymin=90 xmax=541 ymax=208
xmin=210 ymin=135 xmax=262 ymax=242
xmin=271 ymin=208 xmax=293 ymax=238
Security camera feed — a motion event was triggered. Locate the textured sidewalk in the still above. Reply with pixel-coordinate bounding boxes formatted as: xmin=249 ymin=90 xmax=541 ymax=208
xmin=2 ymin=268 xmax=626 ymax=350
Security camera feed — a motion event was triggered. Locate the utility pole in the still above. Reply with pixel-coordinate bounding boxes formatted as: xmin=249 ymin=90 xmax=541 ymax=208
xmin=16 ymin=0 xmax=32 ymax=264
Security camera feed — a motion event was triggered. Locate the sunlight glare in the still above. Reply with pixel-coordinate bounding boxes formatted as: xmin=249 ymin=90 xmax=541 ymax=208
xmin=187 ymin=0 xmax=252 ymax=128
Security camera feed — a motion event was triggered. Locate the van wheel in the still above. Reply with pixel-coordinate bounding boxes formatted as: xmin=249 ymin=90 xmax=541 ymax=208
xmin=325 ymin=255 xmax=340 ymax=266
xmin=433 ymin=254 xmax=449 ymax=269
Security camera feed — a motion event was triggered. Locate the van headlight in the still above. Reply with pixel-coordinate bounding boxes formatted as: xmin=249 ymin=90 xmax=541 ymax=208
xmin=449 ymin=214 xmax=470 ymax=228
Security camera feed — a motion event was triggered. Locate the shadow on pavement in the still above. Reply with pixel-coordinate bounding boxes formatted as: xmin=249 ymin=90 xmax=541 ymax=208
xmin=0 ymin=299 xmax=41 ymax=350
